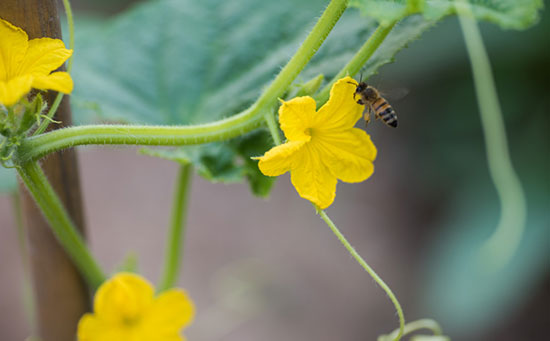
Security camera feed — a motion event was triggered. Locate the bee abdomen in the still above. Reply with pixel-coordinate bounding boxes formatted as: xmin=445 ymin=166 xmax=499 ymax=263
xmin=380 ymin=107 xmax=398 ymax=128
xmin=374 ymin=99 xmax=387 ymax=110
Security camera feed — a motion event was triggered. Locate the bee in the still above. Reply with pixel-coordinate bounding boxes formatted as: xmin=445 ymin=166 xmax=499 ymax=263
xmin=353 ymin=81 xmax=398 ymax=128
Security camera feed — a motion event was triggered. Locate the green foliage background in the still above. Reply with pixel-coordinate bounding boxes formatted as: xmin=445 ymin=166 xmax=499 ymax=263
xmin=350 ymin=0 xmax=543 ymax=28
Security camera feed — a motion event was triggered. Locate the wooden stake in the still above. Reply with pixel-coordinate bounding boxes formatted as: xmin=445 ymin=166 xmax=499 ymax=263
xmin=0 ymin=1 xmax=91 ymax=340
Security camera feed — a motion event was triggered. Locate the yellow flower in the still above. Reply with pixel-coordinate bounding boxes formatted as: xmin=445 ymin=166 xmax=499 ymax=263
xmin=258 ymin=76 xmax=377 ymax=209
xmin=0 ymin=18 xmax=73 ymax=106
xmin=78 ymin=273 xmax=195 ymax=341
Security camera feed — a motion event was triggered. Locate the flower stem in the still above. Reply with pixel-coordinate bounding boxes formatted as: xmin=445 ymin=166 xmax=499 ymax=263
xmin=33 ymin=0 xmax=75 ymax=136
xmin=16 ymin=161 xmax=106 ymax=289
xmin=20 ymin=0 xmax=349 ymax=162
xmin=158 ymin=164 xmax=193 ymax=292
xmin=317 ymin=208 xmax=405 ymax=341
xmin=63 ymin=0 xmax=75 ymax=72
xmin=456 ymin=1 xmax=527 ymax=269
xmin=264 ymin=110 xmax=283 ymax=146
xmin=378 ymin=319 xmax=446 ymax=341
xmin=315 ymin=22 xmax=396 ymax=105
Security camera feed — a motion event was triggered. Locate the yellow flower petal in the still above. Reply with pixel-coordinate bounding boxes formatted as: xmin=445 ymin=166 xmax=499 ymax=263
xmin=0 ymin=18 xmax=28 ymax=80
xmin=258 ymin=140 xmax=306 ymax=176
xmin=314 ymin=128 xmax=377 ymax=183
xmin=79 ymin=273 xmax=195 ymax=341
xmin=290 ymin=145 xmax=337 ymax=209
xmin=0 ymin=19 xmax=73 ymax=106
xmin=140 ymin=289 xmax=194 ymax=340
xmin=32 ymin=71 xmax=73 ymax=93
xmin=18 ymin=37 xmax=72 ymax=76
xmin=314 ymin=76 xmax=363 ymax=131
xmin=94 ymin=273 xmax=155 ymax=323
xmin=147 ymin=289 xmax=195 ymax=328
xmin=0 ymin=75 xmax=33 ymax=106
xmin=279 ymin=96 xmax=316 ymax=141
xmin=77 ymin=314 xmax=137 ymax=341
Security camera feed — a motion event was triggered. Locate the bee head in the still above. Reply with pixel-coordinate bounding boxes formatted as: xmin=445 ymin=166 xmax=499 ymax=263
xmin=355 ymin=82 xmax=377 ymax=101
xmin=355 ymin=82 xmax=367 ymax=94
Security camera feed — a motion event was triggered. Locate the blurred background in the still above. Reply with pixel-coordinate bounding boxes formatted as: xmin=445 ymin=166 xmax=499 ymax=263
xmin=0 ymin=0 xmax=548 ymax=340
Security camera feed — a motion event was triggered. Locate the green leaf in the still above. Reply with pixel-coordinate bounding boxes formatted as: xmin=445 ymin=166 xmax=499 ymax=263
xmin=234 ymin=131 xmax=276 ymax=198
xmin=349 ymin=0 xmax=426 ymax=26
xmin=71 ymin=0 xmax=327 ymax=126
xmin=350 ymin=0 xmax=543 ymax=30
xmin=69 ymin=0 xmax=444 ymax=196
xmin=0 ymin=166 xmax=17 ymax=194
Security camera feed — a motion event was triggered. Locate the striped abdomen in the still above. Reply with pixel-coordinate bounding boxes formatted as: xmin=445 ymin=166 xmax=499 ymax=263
xmin=372 ymin=97 xmax=398 ymax=128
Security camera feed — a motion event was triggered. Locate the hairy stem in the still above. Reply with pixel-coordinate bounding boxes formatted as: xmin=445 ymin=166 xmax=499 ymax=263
xmin=253 ymin=0 xmax=349 ymax=110
xmin=318 ymin=208 xmax=405 ymax=341
xmin=16 ymin=161 xmax=105 ymax=288
xmin=18 ymin=114 xmax=265 ymax=162
xmin=158 ymin=164 xmax=193 ymax=292
xmin=456 ymin=1 xmax=527 ymax=269
xmin=315 ymin=22 xmax=396 ymax=104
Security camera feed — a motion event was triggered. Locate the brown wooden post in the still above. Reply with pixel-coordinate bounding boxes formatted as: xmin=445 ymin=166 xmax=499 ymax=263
xmin=0 ymin=1 xmax=90 ymax=340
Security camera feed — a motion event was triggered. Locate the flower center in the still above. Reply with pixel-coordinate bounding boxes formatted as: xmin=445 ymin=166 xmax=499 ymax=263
xmin=304 ymin=127 xmax=313 ymax=137
xmin=121 ymin=314 xmax=141 ymax=327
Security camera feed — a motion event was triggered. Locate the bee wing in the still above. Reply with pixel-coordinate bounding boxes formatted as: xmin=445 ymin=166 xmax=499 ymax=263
xmin=380 ymin=87 xmax=409 ymax=101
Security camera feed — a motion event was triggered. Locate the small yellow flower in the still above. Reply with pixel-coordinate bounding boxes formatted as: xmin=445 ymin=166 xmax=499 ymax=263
xmin=78 ymin=273 xmax=195 ymax=341
xmin=258 ymin=76 xmax=377 ymax=209
xmin=0 ymin=18 xmax=73 ymax=106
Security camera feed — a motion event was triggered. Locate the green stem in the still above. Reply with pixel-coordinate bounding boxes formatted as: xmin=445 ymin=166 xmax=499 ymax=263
xmin=317 ymin=208 xmax=405 ymax=341
xmin=11 ymin=190 xmax=27 ymax=266
xmin=20 ymin=0 xmax=349 ymax=162
xmin=63 ymin=0 xmax=75 ymax=72
xmin=378 ymin=319 xmax=445 ymax=341
xmin=252 ymin=0 xmax=349 ymax=110
xmin=315 ymin=22 xmax=396 ymax=104
xmin=456 ymin=1 xmax=527 ymax=269
xmin=33 ymin=0 xmax=75 ymax=136
xmin=11 ymin=190 xmax=36 ymax=331
xmin=18 ymin=113 xmax=265 ymax=162
xmin=16 ymin=161 xmax=106 ymax=289
xmin=264 ymin=110 xmax=283 ymax=145
xmin=158 ymin=164 xmax=193 ymax=292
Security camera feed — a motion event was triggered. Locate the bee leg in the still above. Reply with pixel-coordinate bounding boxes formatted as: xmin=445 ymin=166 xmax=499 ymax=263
xmin=363 ymin=106 xmax=372 ymax=126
